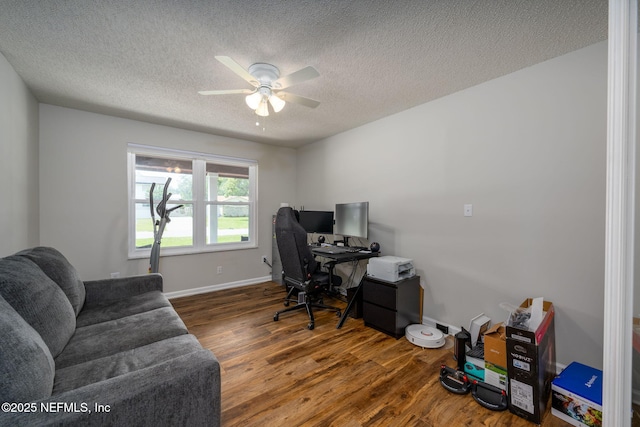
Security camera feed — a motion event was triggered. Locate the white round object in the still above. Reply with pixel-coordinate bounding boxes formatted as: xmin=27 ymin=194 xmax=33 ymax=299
xmin=405 ymin=324 xmax=446 ymax=349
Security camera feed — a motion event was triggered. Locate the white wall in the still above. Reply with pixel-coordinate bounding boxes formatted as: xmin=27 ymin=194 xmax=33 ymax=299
xmin=0 ymin=53 xmax=39 ymax=255
xmin=297 ymin=42 xmax=607 ymax=369
xmin=39 ymin=105 xmax=297 ymax=292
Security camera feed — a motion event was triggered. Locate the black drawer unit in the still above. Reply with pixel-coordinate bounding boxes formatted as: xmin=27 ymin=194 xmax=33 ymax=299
xmin=362 ymin=275 xmax=420 ymax=338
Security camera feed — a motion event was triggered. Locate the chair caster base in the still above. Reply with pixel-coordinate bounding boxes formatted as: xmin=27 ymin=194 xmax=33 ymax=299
xmin=336 ymin=311 xmax=342 ymax=317
xmin=274 ymin=314 xmax=279 ymax=321
xmin=307 ymin=323 xmax=314 ymax=330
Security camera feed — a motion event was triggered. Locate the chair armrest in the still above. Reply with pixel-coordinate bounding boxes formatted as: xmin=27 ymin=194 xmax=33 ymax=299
xmin=83 ymin=274 xmax=163 ymax=307
xmin=0 ymin=349 xmax=221 ymax=427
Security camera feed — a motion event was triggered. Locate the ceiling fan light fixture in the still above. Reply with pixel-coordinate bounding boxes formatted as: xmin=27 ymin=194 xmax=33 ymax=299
xmin=245 ymin=91 xmax=262 ymax=109
xmin=269 ymin=93 xmax=286 ymax=112
xmin=200 ymin=56 xmax=320 ymax=120
xmin=255 ymin=99 xmax=269 ymax=117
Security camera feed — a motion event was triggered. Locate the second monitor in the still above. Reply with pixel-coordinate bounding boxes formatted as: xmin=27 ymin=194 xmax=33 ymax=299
xmin=298 ymin=210 xmax=334 ymax=234
xmin=335 ymin=201 xmax=369 ymax=240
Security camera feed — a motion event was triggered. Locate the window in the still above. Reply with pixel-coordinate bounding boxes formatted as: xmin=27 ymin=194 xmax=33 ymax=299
xmin=128 ymin=144 xmax=257 ymax=258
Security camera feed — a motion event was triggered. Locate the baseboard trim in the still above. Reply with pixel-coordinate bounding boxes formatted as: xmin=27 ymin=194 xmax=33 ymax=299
xmin=164 ymin=275 xmax=273 ymax=299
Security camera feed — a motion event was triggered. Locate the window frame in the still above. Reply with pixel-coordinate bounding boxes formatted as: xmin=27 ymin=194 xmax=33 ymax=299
xmin=127 ymin=144 xmax=258 ymax=259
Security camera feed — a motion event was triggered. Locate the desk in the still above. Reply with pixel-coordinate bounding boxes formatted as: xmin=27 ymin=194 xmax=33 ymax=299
xmin=310 ymin=247 xmax=378 ymax=328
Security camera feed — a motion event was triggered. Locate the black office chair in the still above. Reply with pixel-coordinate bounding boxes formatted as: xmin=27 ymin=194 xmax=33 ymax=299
xmin=273 ymin=207 xmax=342 ymax=330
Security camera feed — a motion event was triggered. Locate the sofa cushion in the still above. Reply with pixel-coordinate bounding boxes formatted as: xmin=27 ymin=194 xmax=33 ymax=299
xmin=0 ymin=295 xmax=55 ymax=402
xmin=16 ymin=246 xmax=86 ymax=316
xmin=53 ymin=334 xmax=204 ymax=393
xmin=0 ymin=256 xmax=76 ymax=357
xmin=55 ymin=307 xmax=189 ymax=369
xmin=76 ymin=290 xmax=172 ymax=327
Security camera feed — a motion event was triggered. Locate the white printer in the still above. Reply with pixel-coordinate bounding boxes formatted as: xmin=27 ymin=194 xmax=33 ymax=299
xmin=366 ymin=256 xmax=415 ymax=282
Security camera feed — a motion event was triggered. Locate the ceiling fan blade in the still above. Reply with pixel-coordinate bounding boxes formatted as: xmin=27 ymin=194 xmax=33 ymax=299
xmin=276 ymin=91 xmax=320 ymax=109
xmin=214 ymin=56 xmax=259 ymax=87
xmin=198 ymin=89 xmax=254 ymax=96
xmin=273 ymin=66 xmax=320 ymax=89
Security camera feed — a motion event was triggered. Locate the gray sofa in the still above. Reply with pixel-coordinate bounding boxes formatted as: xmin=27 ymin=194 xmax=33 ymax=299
xmin=0 ymin=247 xmax=220 ymax=426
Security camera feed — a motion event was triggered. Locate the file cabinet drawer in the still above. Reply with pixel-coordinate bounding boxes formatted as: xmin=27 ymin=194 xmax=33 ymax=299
xmin=362 ymin=279 xmax=396 ymax=309
xmin=363 ymin=302 xmax=398 ymax=336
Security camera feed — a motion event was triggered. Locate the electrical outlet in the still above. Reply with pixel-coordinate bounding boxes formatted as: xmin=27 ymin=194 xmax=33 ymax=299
xmin=261 ymin=255 xmax=267 ymax=263
xmin=436 ymin=323 xmax=449 ymax=334
xmin=216 ymin=266 xmax=223 ymax=274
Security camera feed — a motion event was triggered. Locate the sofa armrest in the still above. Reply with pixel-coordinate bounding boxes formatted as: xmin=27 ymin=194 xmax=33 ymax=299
xmin=83 ymin=274 xmax=163 ymax=308
xmin=0 ymin=349 xmax=221 ymax=427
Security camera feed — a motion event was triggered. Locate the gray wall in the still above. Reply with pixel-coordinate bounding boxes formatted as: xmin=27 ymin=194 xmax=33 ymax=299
xmin=38 ymin=104 xmax=297 ymax=293
xmin=296 ymin=42 xmax=607 ymax=369
xmin=0 ymin=53 xmax=39 ymax=255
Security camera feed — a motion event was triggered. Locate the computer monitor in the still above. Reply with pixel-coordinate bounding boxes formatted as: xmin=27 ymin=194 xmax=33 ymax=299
xmin=334 ymin=202 xmax=369 ymax=239
xmin=298 ymin=210 xmax=334 ymax=234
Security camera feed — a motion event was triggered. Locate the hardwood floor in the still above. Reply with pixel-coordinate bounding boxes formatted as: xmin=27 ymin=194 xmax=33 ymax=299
xmin=170 ymin=282 xmax=569 ymax=427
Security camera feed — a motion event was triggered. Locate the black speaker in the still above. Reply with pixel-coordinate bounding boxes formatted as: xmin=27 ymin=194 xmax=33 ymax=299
xmin=454 ymin=329 xmax=471 ymax=370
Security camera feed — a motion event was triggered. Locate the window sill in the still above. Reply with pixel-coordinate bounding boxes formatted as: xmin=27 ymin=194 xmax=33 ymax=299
xmin=128 ymin=242 xmax=257 ymax=260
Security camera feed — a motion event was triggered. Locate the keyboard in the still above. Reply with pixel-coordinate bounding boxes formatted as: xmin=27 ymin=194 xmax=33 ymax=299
xmin=313 ymin=246 xmax=361 ymax=255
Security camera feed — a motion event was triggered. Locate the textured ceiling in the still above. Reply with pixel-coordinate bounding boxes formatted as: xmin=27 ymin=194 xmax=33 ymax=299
xmin=0 ymin=1 xmax=608 ymax=148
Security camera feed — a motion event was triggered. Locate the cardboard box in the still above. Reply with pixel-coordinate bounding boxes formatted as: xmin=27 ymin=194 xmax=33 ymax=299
xmin=463 ymin=358 xmax=484 ymax=382
xmin=506 ymin=299 xmax=556 ymax=424
xmin=485 ymin=322 xmax=507 ymax=368
xmin=551 ymin=362 xmax=602 ymax=427
xmin=484 ymin=361 xmax=508 ymax=391
xmin=484 ymin=322 xmax=507 ymax=390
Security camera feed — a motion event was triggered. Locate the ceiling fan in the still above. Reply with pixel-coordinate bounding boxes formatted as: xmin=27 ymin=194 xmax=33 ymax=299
xmin=199 ymin=56 xmax=320 ymax=117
